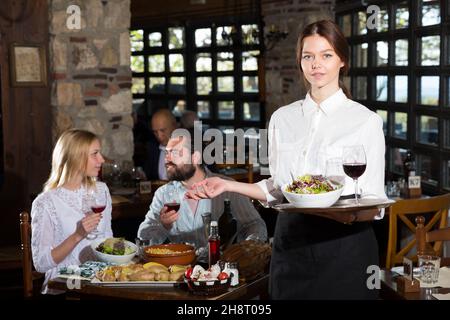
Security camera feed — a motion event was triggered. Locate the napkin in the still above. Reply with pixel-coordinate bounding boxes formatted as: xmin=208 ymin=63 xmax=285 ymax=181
xmin=419 ymin=267 xmax=450 ymax=288
xmin=431 ymin=293 xmax=450 ymax=300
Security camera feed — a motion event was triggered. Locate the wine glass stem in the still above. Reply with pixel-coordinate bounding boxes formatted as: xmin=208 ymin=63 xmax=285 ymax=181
xmin=354 ymin=178 xmax=359 ymax=205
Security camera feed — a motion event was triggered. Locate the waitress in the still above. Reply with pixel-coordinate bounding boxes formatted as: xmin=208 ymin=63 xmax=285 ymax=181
xmin=186 ymin=20 xmax=387 ymax=299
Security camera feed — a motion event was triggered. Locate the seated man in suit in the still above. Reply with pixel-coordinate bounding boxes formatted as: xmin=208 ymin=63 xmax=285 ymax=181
xmin=143 ymin=109 xmax=178 ymax=180
xmin=137 ymin=128 xmax=267 ymax=257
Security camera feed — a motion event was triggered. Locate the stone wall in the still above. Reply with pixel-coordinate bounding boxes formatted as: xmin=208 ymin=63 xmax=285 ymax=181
xmin=48 ymin=0 xmax=133 ymax=162
xmin=262 ymin=0 xmax=335 ymax=119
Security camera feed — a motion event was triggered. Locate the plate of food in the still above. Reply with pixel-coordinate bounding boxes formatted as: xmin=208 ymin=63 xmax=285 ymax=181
xmin=91 ymin=262 xmax=189 ymax=287
xmin=91 ymin=237 xmax=138 ymax=265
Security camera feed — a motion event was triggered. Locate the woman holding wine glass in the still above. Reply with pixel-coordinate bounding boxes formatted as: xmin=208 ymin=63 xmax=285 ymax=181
xmin=31 ymin=129 xmax=113 ymax=294
xmin=186 ymin=20 xmax=387 ymax=299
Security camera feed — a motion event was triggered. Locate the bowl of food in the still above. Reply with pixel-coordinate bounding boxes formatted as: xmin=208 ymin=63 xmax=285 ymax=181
xmin=143 ymin=243 xmax=196 ymax=267
xmin=91 ymin=237 xmax=137 ymax=265
xmin=281 ymin=174 xmax=344 ymax=208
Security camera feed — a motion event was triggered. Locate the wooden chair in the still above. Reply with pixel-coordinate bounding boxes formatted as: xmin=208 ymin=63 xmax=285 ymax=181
xmin=416 ymin=215 xmax=450 ymax=256
xmin=385 ymin=193 xmax=450 ymax=269
xmin=20 ymin=211 xmax=44 ymax=298
xmin=214 ymin=163 xmax=253 ymax=183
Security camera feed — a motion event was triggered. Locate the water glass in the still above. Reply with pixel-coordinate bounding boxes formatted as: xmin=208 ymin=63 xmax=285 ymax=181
xmin=135 ymin=238 xmax=150 ymax=261
xmin=419 ymin=255 xmax=440 ymax=284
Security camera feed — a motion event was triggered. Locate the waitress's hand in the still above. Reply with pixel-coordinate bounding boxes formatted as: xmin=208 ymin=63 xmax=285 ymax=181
xmin=75 ymin=212 xmax=102 ymax=238
xmin=160 ymin=206 xmax=179 ymax=230
xmin=311 ymin=208 xmax=380 ymax=224
xmin=185 ymin=177 xmax=229 ymax=200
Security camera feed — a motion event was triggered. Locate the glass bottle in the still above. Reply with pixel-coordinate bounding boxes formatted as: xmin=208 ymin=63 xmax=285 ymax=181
xmin=403 ymin=150 xmax=416 ymax=178
xmin=218 ymin=199 xmax=237 ymax=249
xmin=208 ymin=221 xmax=220 ymax=267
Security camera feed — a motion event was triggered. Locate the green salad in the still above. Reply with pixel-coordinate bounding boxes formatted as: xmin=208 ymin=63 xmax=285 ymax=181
xmin=286 ymin=174 xmax=337 ymax=194
xmin=96 ymin=238 xmax=135 ymax=255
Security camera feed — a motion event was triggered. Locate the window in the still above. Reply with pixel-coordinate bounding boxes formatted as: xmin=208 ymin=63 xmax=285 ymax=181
xmin=130 ymin=18 xmax=264 ymax=133
xmin=338 ymin=0 xmax=450 ymax=194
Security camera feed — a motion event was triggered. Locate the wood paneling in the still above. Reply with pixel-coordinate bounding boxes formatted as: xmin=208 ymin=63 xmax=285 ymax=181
xmin=0 ymin=0 xmax=51 ymax=245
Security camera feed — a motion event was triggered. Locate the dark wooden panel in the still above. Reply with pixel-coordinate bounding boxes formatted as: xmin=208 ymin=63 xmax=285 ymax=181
xmin=0 ymin=0 xmax=51 ymax=245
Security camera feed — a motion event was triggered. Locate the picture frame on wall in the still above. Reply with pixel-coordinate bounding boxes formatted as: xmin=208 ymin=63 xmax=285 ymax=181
xmin=9 ymin=43 xmax=47 ymax=87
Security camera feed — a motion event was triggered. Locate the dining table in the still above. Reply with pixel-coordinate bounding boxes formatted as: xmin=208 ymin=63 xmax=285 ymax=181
xmin=47 ymin=273 xmax=269 ymax=300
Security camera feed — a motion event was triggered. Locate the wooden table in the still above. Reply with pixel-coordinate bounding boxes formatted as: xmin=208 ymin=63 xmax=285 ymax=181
xmin=380 ymin=257 xmax=450 ymax=300
xmin=47 ymin=273 xmax=269 ymax=300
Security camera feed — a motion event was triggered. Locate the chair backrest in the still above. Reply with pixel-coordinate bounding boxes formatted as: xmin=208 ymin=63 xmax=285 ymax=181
xmin=20 ymin=211 xmax=33 ymax=298
xmin=416 ymin=215 xmax=450 ymax=255
xmin=385 ymin=193 xmax=450 ymax=269
xmin=214 ymin=163 xmax=253 ymax=183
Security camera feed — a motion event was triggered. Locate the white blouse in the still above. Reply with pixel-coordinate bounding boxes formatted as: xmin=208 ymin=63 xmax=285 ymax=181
xmin=31 ymin=181 xmax=113 ymax=294
xmin=256 ymin=89 xmax=387 ymax=216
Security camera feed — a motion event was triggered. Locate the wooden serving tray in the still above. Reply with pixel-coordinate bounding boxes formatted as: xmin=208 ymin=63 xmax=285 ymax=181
xmin=271 ymin=198 xmax=396 ymax=214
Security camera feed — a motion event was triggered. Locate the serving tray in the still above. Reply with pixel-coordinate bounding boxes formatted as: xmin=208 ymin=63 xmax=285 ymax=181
xmin=271 ymin=198 xmax=396 ymax=213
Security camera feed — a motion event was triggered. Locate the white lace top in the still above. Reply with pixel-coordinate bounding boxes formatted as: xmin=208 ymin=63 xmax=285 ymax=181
xmin=31 ymin=181 xmax=113 ymax=294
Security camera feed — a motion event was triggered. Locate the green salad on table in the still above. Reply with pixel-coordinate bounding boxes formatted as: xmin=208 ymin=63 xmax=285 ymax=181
xmin=96 ymin=237 xmax=135 ymax=255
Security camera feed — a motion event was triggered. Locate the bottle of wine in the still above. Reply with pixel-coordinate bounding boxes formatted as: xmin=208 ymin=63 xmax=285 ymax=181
xmin=218 ymin=199 xmax=237 ymax=250
xmin=403 ymin=150 xmax=416 ymax=178
xmin=208 ymin=221 xmax=220 ymax=267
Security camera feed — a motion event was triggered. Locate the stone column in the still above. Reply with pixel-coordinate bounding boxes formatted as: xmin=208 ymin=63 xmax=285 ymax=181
xmin=48 ymin=0 xmax=133 ymax=162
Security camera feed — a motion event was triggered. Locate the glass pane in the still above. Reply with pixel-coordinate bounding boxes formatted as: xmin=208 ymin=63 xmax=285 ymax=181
xmin=132 ymin=77 xmax=145 ymax=94
xmin=395 ymin=2 xmax=409 ymax=29
xmin=149 ymin=77 xmax=165 ymax=93
xmin=395 ymin=39 xmax=408 ymax=66
xmin=355 ymin=76 xmax=367 ymax=100
xmin=243 ymin=102 xmax=260 ymax=121
xmin=169 ymin=77 xmax=185 ymax=94
xmin=196 ymin=53 xmax=212 ymax=72
xmin=376 ymin=76 xmax=388 ymax=101
xmin=195 ymin=28 xmax=211 ymax=47
xmin=418 ymin=115 xmax=438 ymax=146
xmin=168 ymin=27 xmax=184 ymax=49
xmin=421 ymin=36 xmax=440 ymax=66
xmin=421 ymin=2 xmax=440 ymax=26
xmin=444 ymin=158 xmax=450 ymax=190
xmin=196 ymin=77 xmax=212 ymax=95
xmin=420 ymin=76 xmax=439 ymax=105
xmin=417 ymin=153 xmax=439 ymax=186
xmin=354 ymin=43 xmax=368 ymax=67
xmin=376 ymin=41 xmax=388 ymax=66
xmin=218 ymin=101 xmax=234 ymax=119
xmin=391 ymin=147 xmax=408 ymax=174
xmin=242 ymin=24 xmax=259 ymax=45
xmin=356 ymin=11 xmax=367 ymax=35
xmin=445 ymin=119 xmax=450 ymax=148
xmin=169 ymin=54 xmax=184 ymax=72
xmin=376 ymin=110 xmax=388 ymax=135
xmin=242 ymin=51 xmax=259 ymax=71
xmin=394 ymin=76 xmax=408 ymax=103
xmin=377 ymin=8 xmax=389 ymax=32
xmin=196 ymin=101 xmax=210 ymax=119
xmin=148 ymin=55 xmax=165 ymax=72
xmin=131 ymin=55 xmax=144 ymax=73
xmin=217 ymin=77 xmax=234 ymax=92
xmin=341 ymin=14 xmax=351 ymax=37
xmin=243 ymin=76 xmax=258 ymax=93
xmin=217 ymin=26 xmax=235 ymax=46
xmin=149 ymin=32 xmax=162 ymax=47
xmin=130 ymin=30 xmax=144 ymax=51
xmin=217 ymin=52 xmax=234 ymax=71
xmin=394 ymin=112 xmax=407 ymax=139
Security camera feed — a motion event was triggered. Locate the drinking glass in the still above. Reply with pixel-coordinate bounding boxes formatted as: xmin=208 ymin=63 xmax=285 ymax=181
xmin=342 ymin=145 xmax=367 ymax=205
xmin=325 ymin=157 xmax=345 ymax=187
xmin=84 ymin=185 xmax=108 ymax=239
xmin=418 ymin=255 xmax=441 ymax=284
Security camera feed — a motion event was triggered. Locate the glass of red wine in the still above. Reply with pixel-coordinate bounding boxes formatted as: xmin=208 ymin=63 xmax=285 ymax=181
xmin=342 ymin=145 xmax=367 ymax=205
xmin=165 ymin=186 xmax=181 ymax=213
xmin=85 ymin=185 xmax=108 ymax=240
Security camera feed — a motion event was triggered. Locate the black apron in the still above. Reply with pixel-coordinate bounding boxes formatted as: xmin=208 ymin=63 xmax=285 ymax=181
xmin=269 ymin=212 xmax=379 ymax=300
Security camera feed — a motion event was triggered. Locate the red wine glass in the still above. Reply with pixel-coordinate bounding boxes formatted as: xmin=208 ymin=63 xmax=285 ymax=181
xmin=86 ymin=186 xmax=108 ymax=239
xmin=342 ymin=145 xmax=367 ymax=205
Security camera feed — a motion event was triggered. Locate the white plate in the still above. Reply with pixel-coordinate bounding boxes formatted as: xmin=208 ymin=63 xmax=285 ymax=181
xmin=90 ymin=278 xmax=180 ymax=287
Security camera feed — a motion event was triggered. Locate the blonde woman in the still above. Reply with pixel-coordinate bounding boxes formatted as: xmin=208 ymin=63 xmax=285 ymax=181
xmin=31 ymin=129 xmax=113 ymax=294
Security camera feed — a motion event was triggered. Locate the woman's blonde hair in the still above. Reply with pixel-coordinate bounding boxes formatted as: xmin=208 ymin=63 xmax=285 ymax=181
xmin=44 ymin=129 xmax=99 ymax=191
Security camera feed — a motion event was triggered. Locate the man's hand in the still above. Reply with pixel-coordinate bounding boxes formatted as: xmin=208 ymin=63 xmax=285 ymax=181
xmin=186 ymin=177 xmax=229 ymax=200
xmin=160 ymin=206 xmax=179 ymax=230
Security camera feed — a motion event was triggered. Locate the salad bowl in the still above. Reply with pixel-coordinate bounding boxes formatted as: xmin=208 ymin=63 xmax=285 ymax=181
xmin=282 ymin=175 xmax=344 ymax=208
xmin=91 ymin=238 xmax=137 ymax=265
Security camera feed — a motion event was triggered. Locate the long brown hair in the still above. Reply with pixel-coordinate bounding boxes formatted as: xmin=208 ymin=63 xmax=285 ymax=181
xmin=44 ymin=129 xmax=99 ymax=191
xmin=296 ymin=19 xmax=352 ymax=99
